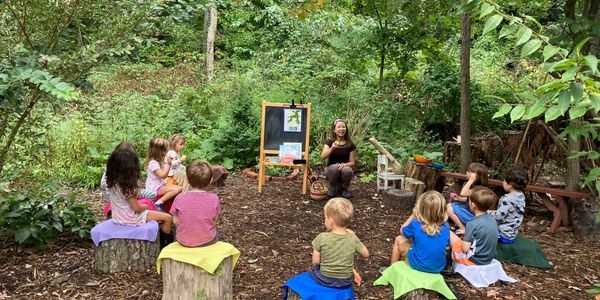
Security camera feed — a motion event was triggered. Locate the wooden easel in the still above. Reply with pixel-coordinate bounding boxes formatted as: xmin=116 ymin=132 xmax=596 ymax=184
xmin=258 ymin=102 xmax=312 ymax=194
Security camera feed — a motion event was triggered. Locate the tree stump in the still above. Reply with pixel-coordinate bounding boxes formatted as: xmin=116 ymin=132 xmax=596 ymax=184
xmin=401 ymin=289 xmax=444 ymax=299
xmin=501 ymin=130 xmax=523 ymax=161
xmin=472 ymin=134 xmax=503 ymax=168
xmin=404 ymin=160 xmax=444 ymax=192
xmin=404 ymin=178 xmax=426 ymax=199
xmin=95 ymin=237 xmax=160 ymax=273
xmin=443 ymin=141 xmax=461 ymax=167
xmin=162 ymin=256 xmax=233 ymax=300
xmin=383 ymin=189 xmax=416 ymax=210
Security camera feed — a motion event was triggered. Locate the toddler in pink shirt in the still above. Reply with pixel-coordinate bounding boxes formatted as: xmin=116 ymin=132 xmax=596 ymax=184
xmin=169 ymin=159 xmax=220 ymax=247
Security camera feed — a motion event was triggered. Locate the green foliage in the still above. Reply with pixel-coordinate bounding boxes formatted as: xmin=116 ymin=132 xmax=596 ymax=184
xmin=0 ymin=184 xmax=96 ymax=250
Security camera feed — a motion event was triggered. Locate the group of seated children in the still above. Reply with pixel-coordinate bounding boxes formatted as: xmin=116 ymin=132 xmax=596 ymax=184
xmin=311 ymin=163 xmax=528 ymax=289
xmin=103 ymin=136 xmax=221 ymax=248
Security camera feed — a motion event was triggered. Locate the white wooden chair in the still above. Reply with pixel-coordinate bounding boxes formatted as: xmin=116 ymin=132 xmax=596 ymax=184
xmin=377 ymin=154 xmax=405 ymax=190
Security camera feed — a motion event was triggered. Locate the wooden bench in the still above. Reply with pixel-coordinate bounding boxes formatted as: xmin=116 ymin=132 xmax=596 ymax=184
xmin=439 ymin=172 xmax=590 ymax=233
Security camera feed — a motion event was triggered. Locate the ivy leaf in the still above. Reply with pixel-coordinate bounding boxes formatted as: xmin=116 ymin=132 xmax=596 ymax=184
xmin=570 ymin=82 xmax=584 ymax=102
xmin=584 ymin=55 xmax=598 ymax=75
xmin=223 ymin=157 xmax=234 ymax=169
xmin=543 ymin=45 xmax=560 ymax=62
xmin=483 ymin=15 xmax=503 ymax=35
xmin=510 ymin=104 xmax=526 ymax=122
xmin=493 ymin=103 xmax=512 ymax=119
xmin=515 ymin=27 xmax=532 ymax=46
xmin=545 ymin=105 xmax=562 ymax=122
xmin=499 ymin=24 xmax=518 ymax=39
xmin=521 ymin=39 xmax=542 ymax=58
xmin=479 ymin=3 xmax=494 ymax=18
xmin=558 ymin=89 xmax=571 ymax=114
xmin=569 ymin=102 xmax=588 ymax=119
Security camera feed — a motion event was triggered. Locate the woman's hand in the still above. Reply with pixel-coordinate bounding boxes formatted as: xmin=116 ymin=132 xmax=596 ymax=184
xmin=337 ymin=163 xmax=346 ymax=170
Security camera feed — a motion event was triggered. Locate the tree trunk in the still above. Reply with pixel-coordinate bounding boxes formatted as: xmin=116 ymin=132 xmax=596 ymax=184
xmin=459 ymin=2 xmax=472 ymax=172
xmin=162 ymin=257 xmax=233 ymax=300
xmin=404 ymin=160 xmax=444 ymax=192
xmin=0 ymin=97 xmax=37 ymax=175
xmin=566 ymin=121 xmax=580 ymax=192
xmin=95 ymin=237 xmax=160 ymax=273
xmin=205 ymin=6 xmax=217 ymax=74
xmin=202 ymin=9 xmax=209 ymax=53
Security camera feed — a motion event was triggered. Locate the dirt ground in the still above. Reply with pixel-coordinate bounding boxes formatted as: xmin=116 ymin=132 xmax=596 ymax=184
xmin=1 ymin=172 xmax=599 ymax=299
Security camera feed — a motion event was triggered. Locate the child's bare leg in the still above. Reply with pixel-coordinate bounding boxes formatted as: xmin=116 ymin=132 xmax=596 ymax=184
xmin=447 ymin=204 xmax=465 ymax=233
xmin=391 ymin=235 xmax=411 ymax=264
xmin=147 ymin=210 xmax=172 ymax=234
xmin=157 ymin=185 xmax=182 ymax=204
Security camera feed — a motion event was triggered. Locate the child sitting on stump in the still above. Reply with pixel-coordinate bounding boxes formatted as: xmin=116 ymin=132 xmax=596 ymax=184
xmin=489 ymin=167 xmax=528 ymax=244
xmin=451 ymin=187 xmax=498 ymax=266
xmin=390 ymin=191 xmax=450 ymax=273
xmin=169 ymin=159 xmax=221 ymax=247
xmin=311 ymin=197 xmax=369 ymax=288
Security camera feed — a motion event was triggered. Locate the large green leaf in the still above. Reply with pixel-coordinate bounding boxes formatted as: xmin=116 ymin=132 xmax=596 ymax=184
xmin=483 ymin=15 xmax=503 ymax=35
xmin=545 ymin=59 xmax=577 ymax=72
xmin=569 ymin=102 xmax=589 ymax=119
xmin=525 ymin=15 xmax=542 ymax=31
xmin=573 ymin=37 xmax=591 ymax=57
xmin=543 ymin=45 xmax=560 ymax=62
xmin=492 ymin=103 xmax=512 ymax=119
xmin=515 ymin=27 xmax=532 ymax=46
xmin=510 ymin=104 xmax=526 ymax=122
xmin=525 ymin=99 xmax=546 ymax=119
xmin=544 ymin=105 xmax=562 ymax=122
xmin=558 ymin=89 xmax=571 ymax=114
xmin=499 ymin=24 xmax=517 ymax=39
xmin=591 ymin=93 xmax=600 ymax=112
xmin=584 ymin=55 xmax=598 ymax=75
xmin=520 ymin=39 xmax=542 ymax=58
xmin=15 ymin=228 xmax=31 ymax=243
xmin=570 ymin=82 xmax=584 ymax=102
xmin=479 ymin=3 xmax=494 ymax=17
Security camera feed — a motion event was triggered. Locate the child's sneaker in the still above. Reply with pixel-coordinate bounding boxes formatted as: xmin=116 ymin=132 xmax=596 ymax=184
xmin=155 ymin=202 xmax=165 ymax=212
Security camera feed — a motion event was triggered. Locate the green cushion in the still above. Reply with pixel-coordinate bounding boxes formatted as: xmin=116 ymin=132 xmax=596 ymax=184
xmin=496 ymin=236 xmax=552 ymax=269
xmin=374 ymin=261 xmax=456 ymax=299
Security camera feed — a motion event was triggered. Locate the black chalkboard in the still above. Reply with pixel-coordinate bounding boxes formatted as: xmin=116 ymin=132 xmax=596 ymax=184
xmin=263 ymin=106 xmax=308 ymax=151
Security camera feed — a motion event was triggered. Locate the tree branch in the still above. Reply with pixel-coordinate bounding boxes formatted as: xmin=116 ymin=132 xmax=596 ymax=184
xmin=0 ymin=96 xmax=37 ymax=175
xmin=4 ymin=1 xmax=34 ymax=49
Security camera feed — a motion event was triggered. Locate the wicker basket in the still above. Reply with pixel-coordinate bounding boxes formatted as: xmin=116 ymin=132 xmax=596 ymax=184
xmin=309 ymin=180 xmax=328 ymax=201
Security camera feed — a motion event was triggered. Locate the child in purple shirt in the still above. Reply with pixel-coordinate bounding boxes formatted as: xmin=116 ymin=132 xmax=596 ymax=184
xmin=169 ymin=159 xmax=221 ymax=247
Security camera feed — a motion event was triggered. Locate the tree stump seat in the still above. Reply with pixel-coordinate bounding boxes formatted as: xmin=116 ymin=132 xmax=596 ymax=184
xmin=91 ymin=219 xmax=161 ymax=273
xmin=161 ymin=257 xmax=233 ymax=300
xmin=383 ymin=188 xmax=416 ymax=210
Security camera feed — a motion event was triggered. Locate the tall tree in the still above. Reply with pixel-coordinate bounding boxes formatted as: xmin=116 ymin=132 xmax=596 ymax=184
xmin=205 ymin=5 xmax=218 ymax=75
xmin=459 ymin=0 xmax=472 ymax=172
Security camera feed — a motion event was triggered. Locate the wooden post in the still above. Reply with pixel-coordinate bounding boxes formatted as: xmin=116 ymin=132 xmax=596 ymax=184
xmin=404 ymin=178 xmax=425 ymax=199
xmin=162 ymin=256 xmax=233 ymax=300
xmin=95 ymin=237 xmax=160 ymax=273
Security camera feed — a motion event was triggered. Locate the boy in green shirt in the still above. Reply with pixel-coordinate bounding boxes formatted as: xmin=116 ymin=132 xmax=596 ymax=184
xmin=312 ymin=197 xmax=370 ymax=288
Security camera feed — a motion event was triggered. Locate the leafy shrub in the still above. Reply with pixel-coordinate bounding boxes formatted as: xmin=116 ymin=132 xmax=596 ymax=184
xmin=0 ymin=184 xmax=96 ymax=250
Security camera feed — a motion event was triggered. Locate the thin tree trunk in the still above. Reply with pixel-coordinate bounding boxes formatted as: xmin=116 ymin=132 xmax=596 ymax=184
xmin=0 ymin=98 xmax=37 ymax=175
xmin=459 ymin=1 xmax=471 ymax=172
xmin=202 ymin=9 xmax=209 ymax=53
xmin=205 ymin=6 xmax=217 ymax=75
xmin=379 ymin=44 xmax=385 ymax=90
xmin=566 ymin=120 xmax=581 ymax=192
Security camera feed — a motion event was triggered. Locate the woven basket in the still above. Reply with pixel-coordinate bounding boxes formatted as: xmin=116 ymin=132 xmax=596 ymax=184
xmin=309 ymin=180 xmax=328 ymax=201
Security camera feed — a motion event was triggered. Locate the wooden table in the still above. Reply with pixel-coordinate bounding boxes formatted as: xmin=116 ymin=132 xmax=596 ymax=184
xmin=439 ymin=172 xmax=590 ymax=233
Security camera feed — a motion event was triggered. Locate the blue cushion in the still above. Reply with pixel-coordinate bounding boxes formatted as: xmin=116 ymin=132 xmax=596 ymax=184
xmin=283 ymin=272 xmax=355 ymax=300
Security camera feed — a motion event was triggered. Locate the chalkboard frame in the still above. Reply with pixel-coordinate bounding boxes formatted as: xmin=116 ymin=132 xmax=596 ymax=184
xmin=258 ymin=102 xmax=312 ymax=194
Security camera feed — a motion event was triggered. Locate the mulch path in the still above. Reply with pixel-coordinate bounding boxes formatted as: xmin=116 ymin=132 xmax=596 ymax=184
xmin=1 ymin=172 xmax=599 ymax=299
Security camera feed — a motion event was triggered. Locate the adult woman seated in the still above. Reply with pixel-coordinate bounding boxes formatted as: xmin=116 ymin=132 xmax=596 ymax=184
xmin=320 ymin=119 xmax=357 ymax=198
